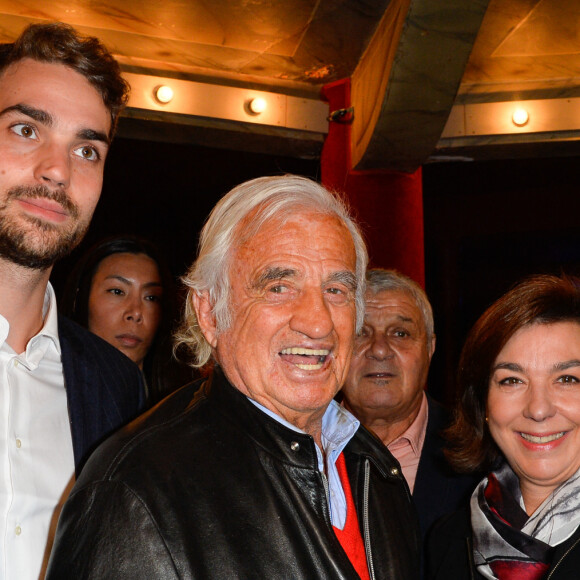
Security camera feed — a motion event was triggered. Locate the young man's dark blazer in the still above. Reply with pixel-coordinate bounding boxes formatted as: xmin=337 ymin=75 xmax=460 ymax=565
xmin=58 ymin=315 xmax=146 ymax=473
xmin=413 ymin=394 xmax=480 ymax=539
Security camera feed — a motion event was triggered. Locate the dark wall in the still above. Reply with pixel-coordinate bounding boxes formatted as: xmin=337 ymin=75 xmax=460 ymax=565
xmin=423 ymin=156 xmax=580 ymax=404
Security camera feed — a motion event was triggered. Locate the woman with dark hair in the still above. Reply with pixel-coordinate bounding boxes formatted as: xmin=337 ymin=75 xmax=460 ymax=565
xmin=61 ymin=235 xmax=187 ymax=405
xmin=428 ymin=274 xmax=580 ymax=579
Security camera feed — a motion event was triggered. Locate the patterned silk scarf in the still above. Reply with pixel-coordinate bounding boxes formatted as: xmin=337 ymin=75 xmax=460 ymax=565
xmin=470 ymin=461 xmax=580 ymax=579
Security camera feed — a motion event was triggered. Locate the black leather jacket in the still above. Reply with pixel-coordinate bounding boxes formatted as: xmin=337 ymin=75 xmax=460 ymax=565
xmin=47 ymin=368 xmax=421 ymax=579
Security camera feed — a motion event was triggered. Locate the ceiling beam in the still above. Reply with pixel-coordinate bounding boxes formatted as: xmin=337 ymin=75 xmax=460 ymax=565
xmin=351 ymin=0 xmax=490 ymax=172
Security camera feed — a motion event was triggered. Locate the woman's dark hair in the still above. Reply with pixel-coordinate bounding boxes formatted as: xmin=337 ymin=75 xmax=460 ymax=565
xmin=60 ymin=235 xmax=182 ymax=404
xmin=0 ymin=22 xmax=129 ymax=137
xmin=446 ymin=274 xmax=580 ymax=473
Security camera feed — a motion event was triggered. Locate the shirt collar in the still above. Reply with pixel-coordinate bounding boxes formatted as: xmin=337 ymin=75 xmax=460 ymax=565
xmin=248 ymin=397 xmax=360 ymax=459
xmin=32 ymin=282 xmax=61 ymax=352
xmin=321 ymin=399 xmax=361 ymax=457
xmin=0 ymin=283 xmax=61 ymax=367
xmin=388 ymin=391 xmax=428 ymax=457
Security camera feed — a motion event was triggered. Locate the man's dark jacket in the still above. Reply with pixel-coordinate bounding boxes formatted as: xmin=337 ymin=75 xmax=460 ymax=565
xmin=58 ymin=315 xmax=145 ymax=473
xmin=47 ymin=367 xmax=421 ymax=579
xmin=413 ymin=395 xmax=480 ymax=539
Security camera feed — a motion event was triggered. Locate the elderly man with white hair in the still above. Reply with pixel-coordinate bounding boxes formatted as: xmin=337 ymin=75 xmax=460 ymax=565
xmin=47 ymin=175 xmax=420 ymax=579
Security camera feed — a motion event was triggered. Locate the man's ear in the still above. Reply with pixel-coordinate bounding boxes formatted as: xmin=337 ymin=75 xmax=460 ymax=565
xmin=428 ymin=334 xmax=436 ymax=361
xmin=192 ymin=291 xmax=218 ymax=348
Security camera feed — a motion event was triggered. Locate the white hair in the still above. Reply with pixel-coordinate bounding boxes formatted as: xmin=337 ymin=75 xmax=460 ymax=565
xmin=365 ymin=268 xmax=434 ymax=342
xmin=175 ymin=175 xmax=368 ymax=367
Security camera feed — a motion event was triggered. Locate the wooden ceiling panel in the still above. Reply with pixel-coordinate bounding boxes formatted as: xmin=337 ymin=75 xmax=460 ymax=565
xmin=0 ymin=0 xmax=578 ymax=166
xmin=460 ymin=0 xmax=580 ymax=96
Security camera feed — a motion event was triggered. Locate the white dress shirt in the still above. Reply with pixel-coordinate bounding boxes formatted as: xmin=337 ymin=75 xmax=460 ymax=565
xmin=0 ymin=284 xmax=75 ymax=580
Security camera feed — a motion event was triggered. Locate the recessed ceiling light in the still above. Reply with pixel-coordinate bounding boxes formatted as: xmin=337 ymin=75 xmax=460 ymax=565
xmin=512 ymin=107 xmax=529 ymax=127
xmin=155 ymin=85 xmax=174 ymax=104
xmin=248 ymin=97 xmax=267 ymax=114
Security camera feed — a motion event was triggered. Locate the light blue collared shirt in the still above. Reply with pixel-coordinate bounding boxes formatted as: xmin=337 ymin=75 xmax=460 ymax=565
xmin=249 ymin=398 xmax=360 ymax=530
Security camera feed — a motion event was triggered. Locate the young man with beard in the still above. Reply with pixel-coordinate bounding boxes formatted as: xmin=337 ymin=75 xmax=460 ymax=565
xmin=0 ymin=22 xmax=144 ymax=580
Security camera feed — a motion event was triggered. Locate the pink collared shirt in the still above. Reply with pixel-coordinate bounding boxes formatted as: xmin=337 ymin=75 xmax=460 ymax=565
xmin=387 ymin=392 xmax=428 ymax=493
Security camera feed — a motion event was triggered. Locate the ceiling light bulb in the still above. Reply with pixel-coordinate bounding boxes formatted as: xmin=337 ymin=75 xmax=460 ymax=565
xmin=512 ymin=107 xmax=529 ymax=127
xmin=155 ymin=85 xmax=174 ymax=104
xmin=249 ymin=97 xmax=267 ymax=114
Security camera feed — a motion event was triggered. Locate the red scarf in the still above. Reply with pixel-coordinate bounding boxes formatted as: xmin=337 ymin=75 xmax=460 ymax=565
xmin=472 ymin=463 xmax=554 ymax=580
xmin=332 ymin=453 xmax=371 ymax=580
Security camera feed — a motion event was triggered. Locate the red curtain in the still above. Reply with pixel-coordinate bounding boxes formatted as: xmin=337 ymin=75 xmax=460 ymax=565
xmin=321 ymin=78 xmax=425 ymax=287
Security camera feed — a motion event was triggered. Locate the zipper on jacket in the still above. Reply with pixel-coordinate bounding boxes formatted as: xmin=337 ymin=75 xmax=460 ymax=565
xmin=321 ymin=471 xmax=332 ymax=525
xmin=362 ymin=459 xmax=376 ymax=580
xmin=546 ymin=535 xmax=580 ymax=579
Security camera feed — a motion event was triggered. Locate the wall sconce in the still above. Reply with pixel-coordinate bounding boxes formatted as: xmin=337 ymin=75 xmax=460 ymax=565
xmin=512 ymin=107 xmax=529 ymax=127
xmin=154 ymin=85 xmax=174 ymax=104
xmin=248 ymin=97 xmax=267 ymax=115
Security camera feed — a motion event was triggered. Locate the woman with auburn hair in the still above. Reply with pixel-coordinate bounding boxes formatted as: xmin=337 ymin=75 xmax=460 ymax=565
xmin=428 ymin=274 xmax=580 ymax=580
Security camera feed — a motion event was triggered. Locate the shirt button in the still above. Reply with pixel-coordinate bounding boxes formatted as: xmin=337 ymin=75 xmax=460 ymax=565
xmin=390 ymin=467 xmax=399 ymax=476
xmin=290 ymin=441 xmax=300 ymax=452
xmin=15 ymin=439 xmax=21 ymax=449
xmin=15 ymin=526 xmax=21 ymax=536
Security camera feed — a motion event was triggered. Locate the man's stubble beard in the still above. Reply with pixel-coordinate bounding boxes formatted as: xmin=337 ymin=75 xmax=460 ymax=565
xmin=0 ymin=185 xmax=90 ymax=270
